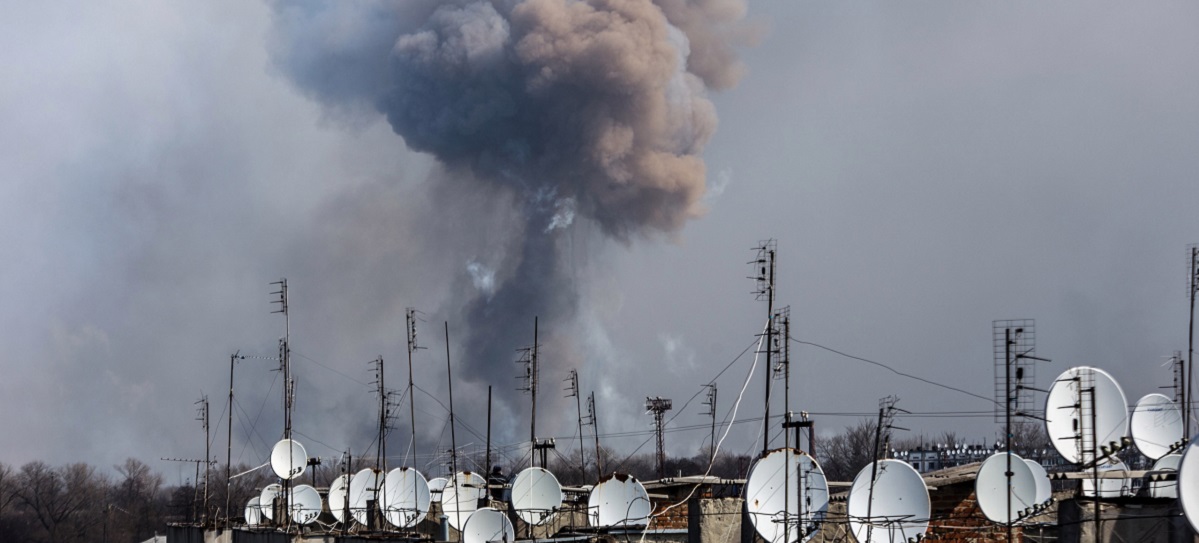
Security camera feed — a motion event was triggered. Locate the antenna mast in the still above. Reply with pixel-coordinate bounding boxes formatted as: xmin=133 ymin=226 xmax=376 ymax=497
xmin=866 ymin=396 xmax=905 ymax=543
xmin=195 ymin=396 xmax=210 ymax=526
xmin=405 ymin=308 xmax=424 ymax=469
xmin=750 ymin=240 xmax=777 ymax=457
xmin=270 ymin=279 xmax=292 ymax=522
xmin=646 ymin=397 xmax=673 ymax=479
xmin=588 ymin=392 xmax=603 ymax=477
xmin=1187 ymin=245 xmax=1198 ymax=440
xmin=516 ymin=317 xmax=543 ymax=466
xmin=371 ymin=356 xmax=392 ymax=471
xmin=566 ymin=370 xmax=586 ymax=479
xmin=701 ymin=385 xmax=717 ymax=465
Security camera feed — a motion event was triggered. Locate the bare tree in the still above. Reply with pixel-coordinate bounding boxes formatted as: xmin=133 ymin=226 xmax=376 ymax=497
xmin=816 ymin=418 xmax=878 ymax=483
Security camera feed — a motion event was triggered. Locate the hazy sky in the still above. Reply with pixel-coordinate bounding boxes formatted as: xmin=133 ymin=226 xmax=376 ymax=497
xmin=3 ymin=1 xmax=1199 ymax=483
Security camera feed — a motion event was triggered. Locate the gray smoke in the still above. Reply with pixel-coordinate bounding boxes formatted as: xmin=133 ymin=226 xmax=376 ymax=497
xmin=271 ymin=0 xmax=750 ymax=415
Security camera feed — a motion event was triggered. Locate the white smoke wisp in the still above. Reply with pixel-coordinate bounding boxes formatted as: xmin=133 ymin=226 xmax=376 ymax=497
xmin=466 ymin=260 xmax=497 ymax=299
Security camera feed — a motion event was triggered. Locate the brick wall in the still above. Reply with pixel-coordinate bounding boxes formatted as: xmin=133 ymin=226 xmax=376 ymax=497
xmin=925 ymin=480 xmax=1019 ymax=543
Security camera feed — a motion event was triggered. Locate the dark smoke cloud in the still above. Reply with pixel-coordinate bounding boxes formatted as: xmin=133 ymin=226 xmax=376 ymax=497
xmin=271 ymin=0 xmax=749 ymax=426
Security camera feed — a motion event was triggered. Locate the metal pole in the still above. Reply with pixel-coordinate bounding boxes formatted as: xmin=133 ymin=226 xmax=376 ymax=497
xmin=445 ymin=322 xmax=461 ymax=541
xmin=226 ymin=353 xmax=235 ymax=525
xmin=865 ymin=407 xmax=884 ymax=543
xmin=531 ymin=317 xmax=538 ymax=466
xmin=407 ymin=310 xmax=419 ymax=469
xmin=486 ymin=386 xmax=492 ymax=474
xmin=1188 ymin=247 xmax=1196 ymax=440
xmin=764 ymin=250 xmax=774 ymax=458
xmin=591 ymin=392 xmax=603 ymax=477
xmin=1006 ymin=328 xmax=1013 ymax=543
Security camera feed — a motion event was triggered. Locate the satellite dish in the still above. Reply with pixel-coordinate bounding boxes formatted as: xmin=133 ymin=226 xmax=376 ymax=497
xmin=745 ymin=449 xmax=830 ymax=543
xmin=1044 ymin=366 xmax=1129 ymax=464
xmin=975 ymin=452 xmax=1037 ymax=524
xmin=1149 ymin=453 xmax=1181 ymax=499
xmin=382 ymin=467 xmax=432 ymax=529
xmin=1022 ymin=459 xmax=1052 ymax=505
xmin=847 ymin=459 xmax=930 ymax=543
xmin=1080 ymin=458 xmax=1130 ymax=498
xmin=587 ymin=473 xmax=651 ymax=527
xmin=443 ymin=471 xmax=487 ymax=531
xmin=428 ymin=477 xmax=449 ymax=502
xmin=245 ymin=496 xmax=263 ymax=527
xmin=288 ymin=484 xmax=323 ymax=525
xmin=349 ymin=468 xmax=384 ymax=525
xmin=270 ymin=438 xmax=308 ymax=480
xmin=259 ymin=483 xmax=282 ymax=521
xmin=328 ymin=474 xmax=351 ymax=524
xmin=511 ymin=467 xmax=564 ymax=526
xmin=1131 ymin=393 xmax=1183 ymax=461
xmin=1180 ymin=438 xmax=1199 ymax=532
xmin=461 ymin=507 xmax=515 ymax=543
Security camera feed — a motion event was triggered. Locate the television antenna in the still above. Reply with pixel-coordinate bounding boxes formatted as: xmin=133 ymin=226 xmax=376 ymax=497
xmin=750 ymin=239 xmax=777 ymax=457
xmin=270 ymin=279 xmax=295 ymax=516
xmin=516 ymin=317 xmax=541 ymax=466
xmin=565 ymin=369 xmax=586 ymax=478
xmin=1186 ymin=244 xmax=1198 ymax=440
xmin=701 ymin=384 xmax=717 ymax=465
xmin=370 ymin=356 xmax=399 ymax=472
xmin=994 ymin=320 xmax=1049 ymax=543
xmin=587 ymin=391 xmax=602 ymax=478
xmin=405 ymin=308 xmax=425 ymax=471
xmin=195 ymin=396 xmax=210 ymax=526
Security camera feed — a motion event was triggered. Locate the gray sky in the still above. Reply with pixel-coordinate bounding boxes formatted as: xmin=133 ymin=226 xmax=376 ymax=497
xmin=3 ymin=1 xmax=1199 ymax=482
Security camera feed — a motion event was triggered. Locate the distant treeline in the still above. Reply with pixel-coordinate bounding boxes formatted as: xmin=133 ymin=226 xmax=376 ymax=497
xmin=0 ymin=422 xmax=1049 ymax=542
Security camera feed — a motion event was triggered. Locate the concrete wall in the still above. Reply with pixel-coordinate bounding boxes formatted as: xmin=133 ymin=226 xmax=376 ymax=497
xmin=1058 ymin=500 xmax=1197 ymax=543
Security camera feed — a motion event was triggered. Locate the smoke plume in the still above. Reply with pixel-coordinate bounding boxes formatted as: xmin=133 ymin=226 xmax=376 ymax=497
xmin=271 ymin=0 xmax=749 ymax=419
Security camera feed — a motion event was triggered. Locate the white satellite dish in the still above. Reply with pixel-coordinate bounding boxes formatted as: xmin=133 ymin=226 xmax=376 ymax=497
xmin=1131 ymin=393 xmax=1183 ymax=461
xmin=382 ymin=467 xmax=432 ymax=529
xmin=745 ymin=449 xmax=830 ymax=543
xmin=443 ymin=471 xmax=487 ymax=531
xmin=1022 ymin=459 xmax=1052 ymax=505
xmin=349 ymin=468 xmax=384 ymax=525
xmin=1044 ymin=366 xmax=1129 ymax=464
xmin=461 ymin=507 xmax=515 ymax=543
xmin=1150 ymin=453 xmax=1181 ymax=499
xmin=587 ymin=473 xmax=652 ymax=527
xmin=975 ymin=452 xmax=1037 ymax=524
xmin=289 ymin=484 xmax=323 ymax=525
xmin=328 ymin=474 xmax=351 ymax=524
xmin=259 ymin=483 xmax=282 ymax=521
xmin=511 ymin=466 xmax=563 ymax=526
xmin=428 ymin=477 xmax=449 ymax=502
xmin=1080 ymin=458 xmax=1130 ymax=498
xmin=847 ymin=459 xmax=930 ymax=543
xmin=1180 ymin=438 xmax=1199 ymax=532
xmin=245 ymin=496 xmax=263 ymax=527
xmin=270 ymin=438 xmax=308 ymax=480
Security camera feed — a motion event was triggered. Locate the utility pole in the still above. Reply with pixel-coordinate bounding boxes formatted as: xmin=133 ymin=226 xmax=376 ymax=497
xmin=750 ymin=240 xmax=777 ymax=457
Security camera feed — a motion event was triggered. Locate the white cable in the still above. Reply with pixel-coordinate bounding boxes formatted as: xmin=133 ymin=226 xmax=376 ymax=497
xmin=639 ymin=319 xmax=769 ymax=542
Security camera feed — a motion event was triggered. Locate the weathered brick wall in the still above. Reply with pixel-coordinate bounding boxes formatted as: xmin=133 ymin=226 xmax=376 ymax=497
xmin=925 ymin=481 xmax=1017 ymax=543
